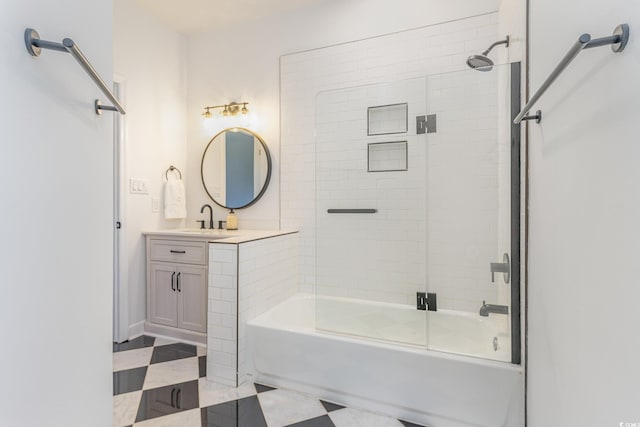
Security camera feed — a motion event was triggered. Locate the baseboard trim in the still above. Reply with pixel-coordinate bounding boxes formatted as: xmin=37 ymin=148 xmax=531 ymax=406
xmin=127 ymin=320 xmax=145 ymax=341
xmin=144 ymin=322 xmax=207 ymax=345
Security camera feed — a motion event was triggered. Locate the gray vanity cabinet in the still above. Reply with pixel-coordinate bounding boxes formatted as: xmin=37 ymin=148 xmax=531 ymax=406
xmin=147 ymin=239 xmax=208 ymax=336
xmin=149 ymin=263 xmax=179 ymax=327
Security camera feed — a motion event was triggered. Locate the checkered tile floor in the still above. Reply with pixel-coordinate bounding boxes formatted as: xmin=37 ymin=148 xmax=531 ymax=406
xmin=113 ymin=335 xmax=425 ymax=426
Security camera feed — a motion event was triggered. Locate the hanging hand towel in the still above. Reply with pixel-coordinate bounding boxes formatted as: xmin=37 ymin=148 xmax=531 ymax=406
xmin=164 ymin=176 xmax=186 ymax=219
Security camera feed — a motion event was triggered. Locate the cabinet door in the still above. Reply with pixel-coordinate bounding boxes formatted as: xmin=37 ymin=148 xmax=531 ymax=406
xmin=149 ymin=263 xmax=178 ymax=327
xmin=176 ymin=265 xmax=208 ymax=333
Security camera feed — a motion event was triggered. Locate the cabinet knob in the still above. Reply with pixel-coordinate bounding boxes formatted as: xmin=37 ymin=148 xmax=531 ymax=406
xmin=171 ymin=272 xmax=176 ymax=292
xmin=176 ymin=272 xmax=181 ymax=292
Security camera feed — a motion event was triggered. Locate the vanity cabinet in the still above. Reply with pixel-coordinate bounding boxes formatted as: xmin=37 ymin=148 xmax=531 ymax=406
xmin=146 ymin=239 xmax=208 ymax=337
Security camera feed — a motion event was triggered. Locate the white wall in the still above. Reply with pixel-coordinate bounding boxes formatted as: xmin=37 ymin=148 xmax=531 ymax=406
xmin=528 ymin=1 xmax=640 ymax=425
xmin=114 ymin=0 xmax=188 ymax=336
xmin=0 ymin=1 xmax=113 ymax=425
xmin=185 ymin=0 xmax=500 ymax=231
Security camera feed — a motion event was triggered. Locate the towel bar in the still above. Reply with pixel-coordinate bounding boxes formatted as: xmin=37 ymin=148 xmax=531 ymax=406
xmin=24 ymin=28 xmax=126 ymax=115
xmin=165 ymin=165 xmax=182 ymax=181
xmin=327 ymin=209 xmax=377 ymax=214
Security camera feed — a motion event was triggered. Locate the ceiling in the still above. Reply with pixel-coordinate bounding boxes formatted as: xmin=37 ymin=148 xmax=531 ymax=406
xmin=133 ymin=0 xmax=327 ymax=35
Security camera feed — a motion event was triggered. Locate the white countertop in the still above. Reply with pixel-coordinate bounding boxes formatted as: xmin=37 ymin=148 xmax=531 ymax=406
xmin=143 ymin=228 xmax=298 ymax=244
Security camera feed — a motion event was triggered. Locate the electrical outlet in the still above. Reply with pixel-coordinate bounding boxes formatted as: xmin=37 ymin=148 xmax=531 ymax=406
xmin=129 ymin=179 xmax=149 ymax=194
xmin=152 ymin=198 xmax=161 ymax=213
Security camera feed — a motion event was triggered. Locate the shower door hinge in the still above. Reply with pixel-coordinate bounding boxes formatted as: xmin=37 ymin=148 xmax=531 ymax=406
xmin=417 ymin=292 xmax=437 ymax=311
xmin=416 ymin=114 xmax=437 ymax=134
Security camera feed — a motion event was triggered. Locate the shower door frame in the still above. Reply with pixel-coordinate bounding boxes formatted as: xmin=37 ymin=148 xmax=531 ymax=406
xmin=510 ymin=62 xmax=522 ymax=365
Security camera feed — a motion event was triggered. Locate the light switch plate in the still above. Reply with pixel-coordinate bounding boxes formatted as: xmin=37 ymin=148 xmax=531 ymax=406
xmin=152 ymin=198 xmax=161 ymax=213
xmin=129 ymin=179 xmax=149 ymax=194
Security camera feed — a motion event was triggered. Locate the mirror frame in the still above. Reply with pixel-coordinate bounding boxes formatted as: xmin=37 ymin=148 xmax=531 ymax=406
xmin=200 ymin=127 xmax=272 ymax=209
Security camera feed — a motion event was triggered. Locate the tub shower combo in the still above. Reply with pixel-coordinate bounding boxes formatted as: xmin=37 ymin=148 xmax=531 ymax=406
xmin=247 ymin=24 xmax=630 ymax=427
xmin=246 ymin=53 xmax=523 ymax=426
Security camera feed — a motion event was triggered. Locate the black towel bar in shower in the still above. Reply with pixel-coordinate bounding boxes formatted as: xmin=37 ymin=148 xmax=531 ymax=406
xmin=327 ymin=209 xmax=377 ymax=214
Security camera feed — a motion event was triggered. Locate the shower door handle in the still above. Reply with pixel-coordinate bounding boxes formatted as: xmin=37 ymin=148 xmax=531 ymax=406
xmin=490 ymin=253 xmax=510 ymax=284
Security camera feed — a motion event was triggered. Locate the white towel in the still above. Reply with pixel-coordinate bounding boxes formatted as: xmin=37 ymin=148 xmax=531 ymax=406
xmin=164 ymin=176 xmax=186 ymax=219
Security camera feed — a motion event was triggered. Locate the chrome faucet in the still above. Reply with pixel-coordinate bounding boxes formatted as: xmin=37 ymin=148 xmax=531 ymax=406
xmin=200 ymin=204 xmax=214 ymax=229
xmin=490 ymin=253 xmax=510 ymax=283
xmin=479 ymin=300 xmax=509 ymax=317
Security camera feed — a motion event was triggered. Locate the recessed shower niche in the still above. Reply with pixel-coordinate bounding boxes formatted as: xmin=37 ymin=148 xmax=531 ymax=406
xmin=367 ymin=141 xmax=408 ymax=172
xmin=367 ymin=103 xmax=408 ymax=135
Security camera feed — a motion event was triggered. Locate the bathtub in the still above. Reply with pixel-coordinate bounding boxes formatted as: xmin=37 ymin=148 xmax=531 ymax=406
xmin=246 ymin=294 xmax=523 ymax=427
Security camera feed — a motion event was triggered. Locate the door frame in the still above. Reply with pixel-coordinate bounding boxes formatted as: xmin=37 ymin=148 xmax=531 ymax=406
xmin=113 ymin=77 xmax=129 ymax=343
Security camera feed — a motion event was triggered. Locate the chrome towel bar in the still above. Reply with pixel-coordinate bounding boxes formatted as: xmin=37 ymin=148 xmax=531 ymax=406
xmin=24 ymin=28 xmax=126 ymax=115
xmin=514 ymin=23 xmax=629 ymax=125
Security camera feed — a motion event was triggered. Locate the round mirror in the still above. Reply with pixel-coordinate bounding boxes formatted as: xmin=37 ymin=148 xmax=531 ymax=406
xmin=201 ymin=127 xmax=272 ymax=209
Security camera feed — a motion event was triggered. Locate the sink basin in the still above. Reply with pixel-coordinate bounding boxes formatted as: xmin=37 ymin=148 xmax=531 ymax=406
xmin=174 ymin=229 xmax=233 ymax=238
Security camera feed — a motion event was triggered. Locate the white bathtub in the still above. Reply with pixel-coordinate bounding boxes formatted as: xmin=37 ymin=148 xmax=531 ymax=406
xmin=247 ymin=294 xmax=523 ymax=427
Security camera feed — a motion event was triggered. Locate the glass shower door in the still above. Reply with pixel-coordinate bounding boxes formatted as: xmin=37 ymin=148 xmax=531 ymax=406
xmin=315 ymin=79 xmax=429 ymax=347
xmin=313 ymin=63 xmax=521 ymax=363
xmin=423 ymin=63 xmax=518 ymax=363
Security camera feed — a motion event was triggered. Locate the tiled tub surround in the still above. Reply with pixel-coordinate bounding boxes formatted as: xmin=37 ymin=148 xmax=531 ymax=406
xmin=208 ymin=232 xmax=299 ymax=386
xmin=248 ymin=295 xmax=522 ymax=427
xmin=281 ymin=13 xmax=505 ymax=312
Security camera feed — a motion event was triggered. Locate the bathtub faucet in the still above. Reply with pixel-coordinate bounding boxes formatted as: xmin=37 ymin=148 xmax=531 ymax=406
xmin=479 ymin=300 xmax=509 ymax=317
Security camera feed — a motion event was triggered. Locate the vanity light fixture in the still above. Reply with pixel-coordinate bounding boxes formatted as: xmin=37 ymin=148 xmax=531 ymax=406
xmin=202 ymin=102 xmax=249 ymax=118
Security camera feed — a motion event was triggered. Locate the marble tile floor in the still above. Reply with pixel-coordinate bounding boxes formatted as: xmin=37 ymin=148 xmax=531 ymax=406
xmin=113 ymin=335 xmax=426 ymax=427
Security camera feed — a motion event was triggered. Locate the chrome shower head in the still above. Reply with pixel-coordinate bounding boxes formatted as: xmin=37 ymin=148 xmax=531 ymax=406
xmin=466 ymin=35 xmax=509 ymax=71
xmin=466 ymin=54 xmax=494 ymax=71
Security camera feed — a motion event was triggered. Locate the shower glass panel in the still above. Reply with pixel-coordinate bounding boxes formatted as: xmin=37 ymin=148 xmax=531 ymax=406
xmin=315 ymin=79 xmax=428 ymax=347
xmin=315 ymin=63 xmax=518 ymax=362
xmin=424 ymin=63 xmax=515 ymax=363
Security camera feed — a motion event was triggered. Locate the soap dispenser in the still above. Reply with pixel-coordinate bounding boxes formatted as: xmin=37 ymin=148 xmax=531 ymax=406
xmin=226 ymin=209 xmax=238 ymax=230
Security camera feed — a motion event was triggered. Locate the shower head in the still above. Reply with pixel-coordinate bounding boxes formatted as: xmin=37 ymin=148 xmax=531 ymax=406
xmin=466 ymin=54 xmax=494 ymax=71
xmin=466 ymin=35 xmax=510 ymax=71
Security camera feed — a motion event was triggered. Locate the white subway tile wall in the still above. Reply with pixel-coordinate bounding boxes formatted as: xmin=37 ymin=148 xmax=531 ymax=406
xmin=207 ymin=233 xmax=299 ymax=386
xmin=237 ymin=233 xmax=298 ymax=384
xmin=281 ymin=13 xmax=503 ymax=311
xmin=207 ymin=243 xmax=238 ymax=386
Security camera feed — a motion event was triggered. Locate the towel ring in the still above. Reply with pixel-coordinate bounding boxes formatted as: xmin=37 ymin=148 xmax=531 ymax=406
xmin=165 ymin=165 xmax=182 ymax=181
